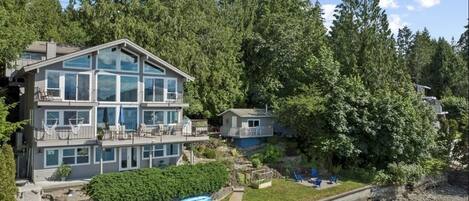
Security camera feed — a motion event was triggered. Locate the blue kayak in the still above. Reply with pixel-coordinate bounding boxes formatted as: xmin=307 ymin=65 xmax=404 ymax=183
xmin=180 ymin=196 xmax=212 ymax=201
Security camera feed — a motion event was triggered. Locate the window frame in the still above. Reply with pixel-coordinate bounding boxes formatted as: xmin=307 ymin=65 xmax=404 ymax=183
xmin=143 ymin=60 xmax=166 ymax=75
xmin=44 ymin=70 xmax=92 ymax=102
xmin=45 ymin=70 xmax=61 ymax=99
xmin=141 ymin=144 xmax=166 ymax=160
xmin=43 ymin=146 xmax=91 ymax=168
xmin=143 ymin=76 xmax=178 ymax=103
xmin=141 ymin=110 xmax=179 ymax=126
xmin=96 ymin=72 xmax=140 ymax=104
xmin=247 ymin=119 xmax=260 ymax=128
xmin=63 ymin=54 xmax=92 ymax=70
xmin=166 ymin=144 xmax=179 ymax=157
xmin=96 ymin=47 xmax=140 ymax=73
xmin=63 ymin=72 xmax=91 ymax=101
xmin=119 ymin=75 xmax=139 ymax=102
xmin=93 ymin=146 xmax=117 ymax=164
xmin=44 ymin=109 xmax=92 ymax=127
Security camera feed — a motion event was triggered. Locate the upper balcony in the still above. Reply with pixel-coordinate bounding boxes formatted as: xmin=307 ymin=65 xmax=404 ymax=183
xmin=140 ymin=92 xmax=188 ymax=107
xmin=221 ymin=126 xmax=273 ymax=138
xmin=34 ymin=87 xmax=98 ymax=107
xmin=33 ymin=124 xmax=211 ymax=147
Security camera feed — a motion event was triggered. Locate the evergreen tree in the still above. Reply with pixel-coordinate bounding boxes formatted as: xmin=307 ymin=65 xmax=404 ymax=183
xmin=26 ymin=0 xmax=63 ymax=42
xmin=457 ymin=24 xmax=468 ymax=63
xmin=242 ymin=0 xmax=327 ymax=107
xmin=396 ymin=26 xmax=413 ymax=71
xmin=408 ymin=28 xmax=436 ymax=84
xmin=0 ymin=0 xmax=34 ymax=71
xmin=0 ymin=145 xmax=16 ymax=201
xmin=427 ymin=38 xmax=468 ymax=97
xmin=77 ymin=0 xmax=245 ymax=118
xmin=329 ymin=0 xmax=405 ymax=91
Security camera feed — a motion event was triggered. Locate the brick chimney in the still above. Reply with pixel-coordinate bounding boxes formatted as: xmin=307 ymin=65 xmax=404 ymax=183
xmin=46 ymin=40 xmax=57 ymax=59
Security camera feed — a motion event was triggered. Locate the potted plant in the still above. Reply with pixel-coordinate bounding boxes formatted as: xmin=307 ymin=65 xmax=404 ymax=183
xmin=97 ymin=128 xmax=104 ymax=141
xmin=57 ymin=163 xmax=72 ymax=181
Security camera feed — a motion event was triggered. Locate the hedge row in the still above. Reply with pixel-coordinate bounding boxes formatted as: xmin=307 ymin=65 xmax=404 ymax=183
xmin=86 ymin=162 xmax=229 ymax=201
xmin=0 ymin=144 xmax=17 ymax=201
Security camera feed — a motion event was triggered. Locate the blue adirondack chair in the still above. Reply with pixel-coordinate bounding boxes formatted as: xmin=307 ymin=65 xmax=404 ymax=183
xmin=311 ymin=168 xmax=319 ymax=178
xmin=314 ymin=178 xmax=322 ymax=187
xmin=293 ymin=171 xmax=304 ymax=182
xmin=330 ymin=176 xmax=338 ymax=183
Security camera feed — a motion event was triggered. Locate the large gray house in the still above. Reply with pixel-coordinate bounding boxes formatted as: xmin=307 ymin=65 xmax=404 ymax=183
xmin=12 ymin=39 xmax=208 ymax=182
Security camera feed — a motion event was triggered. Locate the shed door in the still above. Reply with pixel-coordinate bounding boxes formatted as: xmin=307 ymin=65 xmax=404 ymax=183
xmin=231 ymin=116 xmax=237 ymax=128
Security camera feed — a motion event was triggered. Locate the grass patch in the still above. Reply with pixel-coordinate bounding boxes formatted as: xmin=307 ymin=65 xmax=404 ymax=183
xmin=243 ymin=179 xmax=366 ymax=201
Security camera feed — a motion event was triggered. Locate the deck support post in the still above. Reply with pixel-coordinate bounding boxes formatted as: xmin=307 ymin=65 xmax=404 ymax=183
xmin=100 ymin=146 xmax=103 ymax=174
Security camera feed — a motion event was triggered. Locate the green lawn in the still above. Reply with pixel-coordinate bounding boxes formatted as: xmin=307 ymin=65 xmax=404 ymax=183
xmin=243 ymin=179 xmax=366 ymax=201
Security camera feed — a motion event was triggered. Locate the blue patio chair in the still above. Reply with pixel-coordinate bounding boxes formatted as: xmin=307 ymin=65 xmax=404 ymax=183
xmin=311 ymin=168 xmax=319 ymax=178
xmin=330 ymin=176 xmax=338 ymax=183
xmin=314 ymin=178 xmax=322 ymax=187
xmin=293 ymin=171 xmax=304 ymax=182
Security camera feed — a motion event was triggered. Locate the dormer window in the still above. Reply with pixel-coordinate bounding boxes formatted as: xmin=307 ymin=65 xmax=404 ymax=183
xmin=144 ymin=61 xmax=165 ymax=75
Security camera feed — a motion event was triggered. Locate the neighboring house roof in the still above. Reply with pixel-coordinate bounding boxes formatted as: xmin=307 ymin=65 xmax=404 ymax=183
xmin=218 ymin=108 xmax=272 ymax=117
xmin=19 ymin=39 xmax=195 ymax=81
xmin=26 ymin=41 xmax=81 ymax=55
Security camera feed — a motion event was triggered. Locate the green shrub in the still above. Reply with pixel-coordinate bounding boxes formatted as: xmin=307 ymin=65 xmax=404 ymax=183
xmin=203 ymin=148 xmax=217 ymax=159
xmin=262 ymin=145 xmax=283 ymax=164
xmin=421 ymin=159 xmax=447 ymax=175
xmin=251 ymin=158 xmax=262 ymax=168
xmin=0 ymin=145 xmax=16 ymax=201
xmin=57 ymin=164 xmax=72 ymax=178
xmin=87 ymin=162 xmax=229 ymax=201
xmin=373 ymin=162 xmax=425 ymax=185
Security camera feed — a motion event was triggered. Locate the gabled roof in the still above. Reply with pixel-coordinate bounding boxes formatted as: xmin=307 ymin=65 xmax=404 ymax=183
xmin=218 ymin=108 xmax=272 ymax=118
xmin=21 ymin=39 xmax=194 ymax=81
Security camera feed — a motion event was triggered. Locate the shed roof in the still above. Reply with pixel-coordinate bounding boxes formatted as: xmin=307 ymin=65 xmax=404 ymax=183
xmin=218 ymin=108 xmax=272 ymax=117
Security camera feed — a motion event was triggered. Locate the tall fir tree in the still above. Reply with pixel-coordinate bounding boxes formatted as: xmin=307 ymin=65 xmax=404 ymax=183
xmin=0 ymin=0 xmax=34 ymax=72
xmin=329 ymin=0 xmax=406 ymax=91
xmin=396 ymin=26 xmax=413 ymax=72
xmin=408 ymin=28 xmax=436 ymax=84
xmin=242 ymin=0 xmax=327 ymax=107
xmin=76 ymin=0 xmax=245 ymax=118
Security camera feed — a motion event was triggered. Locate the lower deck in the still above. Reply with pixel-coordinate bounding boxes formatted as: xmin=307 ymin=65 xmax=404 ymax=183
xmin=31 ymin=143 xmax=185 ymax=182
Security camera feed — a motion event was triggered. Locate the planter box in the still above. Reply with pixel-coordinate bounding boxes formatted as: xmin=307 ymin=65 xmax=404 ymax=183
xmin=252 ymin=181 xmax=272 ymax=189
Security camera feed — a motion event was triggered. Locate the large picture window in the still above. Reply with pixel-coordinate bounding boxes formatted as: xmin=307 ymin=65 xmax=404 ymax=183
xmin=97 ymin=74 xmax=117 ymax=101
xmin=120 ymin=76 xmax=138 ymax=102
xmin=63 ymin=55 xmax=91 ymax=69
xmin=144 ymin=78 xmax=164 ymax=102
xmin=64 ymin=73 xmax=90 ymax=101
